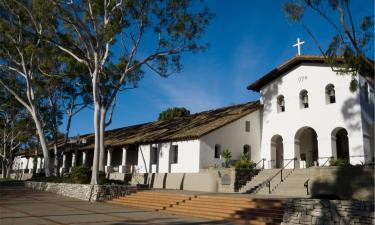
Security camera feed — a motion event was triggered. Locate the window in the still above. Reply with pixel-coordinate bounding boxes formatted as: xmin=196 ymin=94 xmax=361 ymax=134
xmin=325 ymin=84 xmax=336 ymax=104
xmin=214 ymin=144 xmax=221 ymax=159
xmin=277 ymin=95 xmax=285 ymax=112
xmin=243 ymin=145 xmax=251 ymax=160
xmin=245 ymin=121 xmax=251 ymax=132
xmin=170 ymin=145 xmax=178 ymax=164
xmin=299 ymin=90 xmax=309 ymax=109
xmin=150 ymin=147 xmax=158 ymax=165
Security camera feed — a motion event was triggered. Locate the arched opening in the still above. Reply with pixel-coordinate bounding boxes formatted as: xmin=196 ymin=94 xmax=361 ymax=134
xmin=325 ymin=84 xmax=336 ymax=104
xmin=277 ymin=95 xmax=285 ymax=112
xmin=243 ymin=145 xmax=251 ymax=160
xmin=271 ymin=135 xmax=283 ymax=168
xmin=214 ymin=144 xmax=221 ymax=159
xmin=299 ymin=90 xmax=309 ymax=109
xmin=331 ymin=127 xmax=349 ymax=160
xmin=295 ymin=127 xmax=318 ymax=168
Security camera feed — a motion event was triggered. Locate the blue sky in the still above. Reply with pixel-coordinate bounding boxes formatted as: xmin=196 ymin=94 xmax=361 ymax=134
xmin=63 ymin=0 xmax=373 ymax=136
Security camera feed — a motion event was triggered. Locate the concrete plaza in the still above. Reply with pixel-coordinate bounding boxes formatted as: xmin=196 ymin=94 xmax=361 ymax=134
xmin=0 ymin=185 xmax=234 ymax=225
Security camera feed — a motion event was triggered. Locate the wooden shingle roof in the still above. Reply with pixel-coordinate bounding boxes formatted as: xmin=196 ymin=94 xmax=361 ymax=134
xmin=76 ymin=101 xmax=261 ymax=150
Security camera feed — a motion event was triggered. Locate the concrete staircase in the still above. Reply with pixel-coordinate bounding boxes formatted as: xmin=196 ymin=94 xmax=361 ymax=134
xmin=165 ymin=195 xmax=286 ymax=224
xmin=240 ymin=169 xmax=311 ymax=197
xmin=271 ymin=169 xmax=310 ymax=197
xmin=238 ymin=169 xmax=280 ymax=194
xmin=107 ymin=191 xmax=194 ymax=210
xmin=106 ymin=191 xmax=287 ymax=224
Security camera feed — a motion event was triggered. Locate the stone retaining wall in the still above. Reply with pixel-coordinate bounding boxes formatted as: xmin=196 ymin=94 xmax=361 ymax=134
xmin=25 ymin=181 xmax=136 ymax=202
xmin=282 ymin=199 xmax=375 ymax=225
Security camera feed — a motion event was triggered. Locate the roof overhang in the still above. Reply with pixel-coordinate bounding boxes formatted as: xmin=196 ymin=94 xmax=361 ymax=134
xmin=247 ymin=55 xmax=343 ymax=92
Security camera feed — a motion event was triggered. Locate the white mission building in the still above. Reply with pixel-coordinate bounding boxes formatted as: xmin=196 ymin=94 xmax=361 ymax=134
xmin=14 ymin=55 xmax=374 ymax=185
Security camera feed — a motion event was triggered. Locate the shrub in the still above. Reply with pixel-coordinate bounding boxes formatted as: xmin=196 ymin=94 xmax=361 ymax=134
xmin=222 ymin=149 xmax=232 ymax=168
xmin=330 ymin=158 xmax=351 ymax=166
xmin=235 ymin=156 xmax=255 ymax=169
xmin=71 ymin=166 xmax=91 ymax=184
xmin=103 ymin=179 xmax=130 ymax=185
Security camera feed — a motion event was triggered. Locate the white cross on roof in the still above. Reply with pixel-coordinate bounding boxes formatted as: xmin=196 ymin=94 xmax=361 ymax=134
xmin=293 ymin=38 xmax=305 ymax=55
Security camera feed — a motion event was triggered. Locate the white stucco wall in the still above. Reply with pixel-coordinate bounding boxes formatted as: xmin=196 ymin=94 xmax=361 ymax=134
xmin=259 ymin=63 xmax=367 ymax=168
xmin=358 ymin=75 xmax=375 ymax=161
xmin=136 ymin=140 xmax=200 ymax=173
xmin=199 ymin=110 xmax=262 ymax=169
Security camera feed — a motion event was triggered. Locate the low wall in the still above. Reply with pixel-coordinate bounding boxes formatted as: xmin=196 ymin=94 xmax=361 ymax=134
xmin=282 ymin=199 xmax=375 ymax=225
xmin=137 ymin=171 xmax=219 ymax=192
xmin=309 ymin=166 xmax=374 ymax=200
xmin=10 ymin=173 xmax=33 ymax=180
xmin=25 ymin=181 xmax=135 ymax=202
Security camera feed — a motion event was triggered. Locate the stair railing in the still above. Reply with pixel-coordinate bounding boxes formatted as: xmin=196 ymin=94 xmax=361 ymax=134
xmin=320 ymin=156 xmax=334 ymax=167
xmin=255 ymin=158 xmax=266 ymax=170
xmin=265 ymin=157 xmax=297 ymax=194
xmin=304 ymin=179 xmax=310 ymax=195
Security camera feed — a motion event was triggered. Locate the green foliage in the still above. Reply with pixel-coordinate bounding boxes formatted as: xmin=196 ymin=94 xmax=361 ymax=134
xmin=235 ymin=153 xmax=255 ymax=169
xmin=158 ymin=107 xmax=190 ymax=121
xmin=222 ymin=149 xmax=232 ymax=168
xmin=70 ymin=166 xmax=91 ymax=184
xmin=103 ymin=179 xmax=129 ymax=185
xmin=330 ymin=158 xmax=351 ymax=167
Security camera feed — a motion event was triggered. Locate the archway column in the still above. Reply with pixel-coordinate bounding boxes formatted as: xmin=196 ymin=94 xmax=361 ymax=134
xmin=261 ymin=140 xmax=272 ymax=169
xmin=318 ymin=136 xmax=332 ymax=166
xmin=283 ymin=141 xmax=296 ymax=169
xmin=105 ymin=149 xmax=113 ymax=174
xmin=348 ymin=135 xmax=366 ymax=165
xmin=269 ymin=141 xmax=277 ymax=169
xmin=119 ymin=147 xmax=127 ymax=173
xmin=331 ymin=136 xmax=338 ymax=159
xmin=293 ymin=140 xmax=302 ymax=168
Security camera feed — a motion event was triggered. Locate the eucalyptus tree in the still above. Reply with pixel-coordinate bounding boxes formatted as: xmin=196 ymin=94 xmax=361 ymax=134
xmin=0 ymin=0 xmax=61 ymax=176
xmin=0 ymin=84 xmax=35 ymax=178
xmin=41 ymin=55 xmax=92 ymax=175
xmin=48 ymin=0 xmax=213 ymax=184
xmin=283 ymin=0 xmax=374 ymax=91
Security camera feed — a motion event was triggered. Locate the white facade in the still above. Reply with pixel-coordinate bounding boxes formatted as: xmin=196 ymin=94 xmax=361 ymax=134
xmin=259 ymin=63 xmax=374 ymax=169
xmin=134 ymin=110 xmax=262 ymax=173
xmin=137 ymin=140 xmax=201 ymax=173
xmin=200 ymin=110 xmax=262 ymax=168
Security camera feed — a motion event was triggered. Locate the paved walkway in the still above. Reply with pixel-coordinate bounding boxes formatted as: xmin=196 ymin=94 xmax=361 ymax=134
xmin=0 ymin=185 xmax=235 ymax=225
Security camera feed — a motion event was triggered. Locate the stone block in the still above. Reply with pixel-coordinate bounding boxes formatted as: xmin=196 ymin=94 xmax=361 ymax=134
xmin=311 ymin=209 xmax=325 ymax=217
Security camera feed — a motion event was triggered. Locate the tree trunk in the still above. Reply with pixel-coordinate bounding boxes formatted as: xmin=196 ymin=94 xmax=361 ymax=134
xmin=53 ymin=143 xmax=58 ymax=176
xmin=1 ymin=160 xmax=5 ymax=179
xmin=90 ymin=102 xmax=101 ymax=185
xmin=31 ymin=111 xmax=51 ymax=177
xmin=98 ymin=107 xmax=107 ymax=172
xmin=5 ymin=162 xmax=12 ymax=178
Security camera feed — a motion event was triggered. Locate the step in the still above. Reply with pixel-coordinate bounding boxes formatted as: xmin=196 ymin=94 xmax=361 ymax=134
xmin=196 ymin=196 xmax=287 ymax=204
xmin=135 ymin=191 xmax=193 ymax=196
xmin=166 ymin=207 xmax=283 ymax=223
xmin=107 ymin=200 xmax=162 ymax=210
xmin=174 ymin=201 xmax=284 ymax=212
xmin=111 ymin=198 xmax=173 ymax=207
xmin=118 ymin=195 xmax=190 ymax=202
